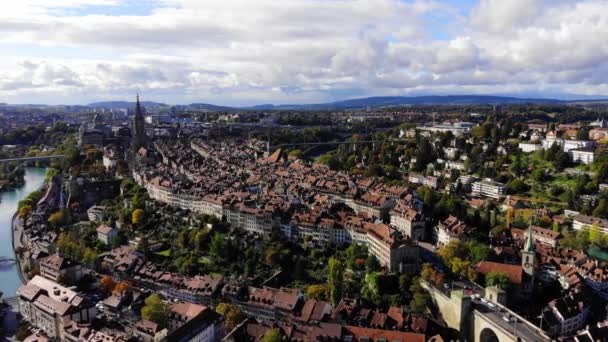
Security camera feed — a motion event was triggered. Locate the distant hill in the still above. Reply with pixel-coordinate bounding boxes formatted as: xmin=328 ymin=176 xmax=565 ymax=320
xmin=87 ymin=101 xmax=167 ymax=109
xmin=187 ymin=103 xmax=235 ymax=111
xmin=75 ymin=94 xmax=608 ymax=112
xmin=252 ymin=95 xmax=566 ymax=110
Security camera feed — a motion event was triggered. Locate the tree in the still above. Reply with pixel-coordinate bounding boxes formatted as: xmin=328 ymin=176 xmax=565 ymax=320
xmin=593 ymin=199 xmax=608 ymax=219
xmin=328 ymin=257 xmax=344 ymax=306
xmin=552 ymin=221 xmax=561 ymax=232
xmin=486 ymin=271 xmax=510 ymax=289
xmin=141 ymin=294 xmax=167 ymax=326
xmin=113 ymin=281 xmax=131 ymax=295
xmin=215 ymin=303 xmax=245 ymax=331
xmin=262 ymin=329 xmax=281 ymax=342
xmin=209 ymin=233 xmax=225 ymax=258
xmin=132 ymin=208 xmax=144 ymax=225
xmin=409 ymin=279 xmax=430 ymax=313
xmin=100 ymin=275 xmax=116 ymax=292
xmin=589 ymin=224 xmax=603 ymax=246
xmin=48 ymin=210 xmax=66 ymax=227
xmin=18 ymin=205 xmax=32 ymax=220
xmin=450 ymin=257 xmax=471 ymax=277
xmin=265 ymin=247 xmax=281 ymax=267
xmin=82 ymin=248 xmax=97 ymax=265
xmin=306 ymin=284 xmax=328 ymax=301
xmin=468 ymin=242 xmax=491 ymax=264
xmin=365 ymin=254 xmax=380 ymax=273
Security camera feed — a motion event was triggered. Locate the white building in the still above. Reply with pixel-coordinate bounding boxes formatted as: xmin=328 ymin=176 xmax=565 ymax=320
xmin=96 ymin=224 xmax=118 ymax=245
xmin=518 ymin=142 xmax=543 ymax=153
xmin=563 ymin=140 xmax=594 ymax=153
xmin=445 ymin=160 xmax=465 ymax=171
xmin=572 ymin=214 xmax=608 ymax=235
xmin=570 ymin=148 xmax=595 ymax=164
xmin=87 ymin=205 xmax=106 ymax=222
xmin=471 ymin=179 xmax=505 ymax=199
xmin=542 ymin=137 xmax=564 ymax=149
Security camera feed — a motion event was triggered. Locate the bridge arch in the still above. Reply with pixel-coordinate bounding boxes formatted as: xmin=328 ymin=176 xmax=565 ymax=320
xmin=480 ymin=328 xmax=499 ymax=342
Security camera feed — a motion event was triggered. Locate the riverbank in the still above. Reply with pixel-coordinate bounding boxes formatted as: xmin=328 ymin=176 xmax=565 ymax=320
xmin=11 ymin=212 xmax=27 ymax=285
xmin=0 ymin=168 xmax=47 ymax=298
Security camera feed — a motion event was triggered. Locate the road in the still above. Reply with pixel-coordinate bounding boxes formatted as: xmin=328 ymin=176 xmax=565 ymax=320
xmin=473 ymin=301 xmax=549 ymax=342
xmin=421 ymin=241 xmax=549 ymax=341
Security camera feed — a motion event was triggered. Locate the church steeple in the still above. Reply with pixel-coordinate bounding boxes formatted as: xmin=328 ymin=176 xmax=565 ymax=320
xmin=524 ymin=225 xmax=535 ymax=252
xmin=521 ymin=224 xmax=536 ymax=294
xmin=132 ymin=93 xmax=146 ymax=151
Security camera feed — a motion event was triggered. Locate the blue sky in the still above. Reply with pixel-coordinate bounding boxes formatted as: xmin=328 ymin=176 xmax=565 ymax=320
xmin=0 ymin=0 xmax=607 ymax=105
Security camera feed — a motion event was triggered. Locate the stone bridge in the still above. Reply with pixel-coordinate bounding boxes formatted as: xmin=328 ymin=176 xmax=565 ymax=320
xmin=421 ymin=280 xmax=550 ymax=342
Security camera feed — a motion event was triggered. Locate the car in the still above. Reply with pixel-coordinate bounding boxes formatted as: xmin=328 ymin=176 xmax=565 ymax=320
xmin=472 ymin=294 xmax=481 ymax=299
xmin=487 ymin=302 xmax=496 ymax=309
xmin=502 ymin=315 xmax=511 ymax=322
xmin=443 ymin=283 xmax=450 ymax=289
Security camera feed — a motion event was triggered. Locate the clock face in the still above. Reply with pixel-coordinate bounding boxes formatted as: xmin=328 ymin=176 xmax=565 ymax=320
xmin=524 ymin=262 xmax=531 ymax=268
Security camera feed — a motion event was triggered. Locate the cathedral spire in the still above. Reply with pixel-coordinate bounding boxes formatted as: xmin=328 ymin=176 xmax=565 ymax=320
xmin=132 ymin=93 xmax=146 ymax=151
xmin=524 ymin=225 xmax=535 ymax=252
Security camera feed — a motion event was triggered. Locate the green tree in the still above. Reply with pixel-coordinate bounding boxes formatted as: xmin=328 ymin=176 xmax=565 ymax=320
xmin=328 ymin=257 xmax=344 ymax=306
xmin=486 ymin=271 xmax=510 ymax=289
xmin=262 ymin=329 xmax=281 ymax=342
xmin=209 ymin=233 xmax=225 ymax=258
xmin=409 ymin=278 xmax=430 ymax=313
xmin=365 ymin=254 xmax=380 ymax=273
xmin=141 ymin=294 xmax=167 ymax=326
xmin=589 ymin=224 xmax=603 ymax=246
xmin=593 ymin=199 xmax=608 ymax=219
xmin=553 ymin=221 xmax=561 ymax=232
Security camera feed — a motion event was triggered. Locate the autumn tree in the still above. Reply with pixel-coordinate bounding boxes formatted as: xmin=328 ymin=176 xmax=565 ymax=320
xmin=215 ymin=303 xmax=245 ymax=331
xmin=306 ymin=284 xmax=328 ymax=301
xmin=18 ymin=205 xmax=32 ymax=220
xmin=141 ymin=294 xmax=167 ymax=326
xmin=48 ymin=210 xmax=66 ymax=227
xmin=262 ymin=329 xmax=281 ymax=342
xmin=132 ymin=208 xmax=144 ymax=225
xmin=113 ymin=281 xmax=131 ymax=296
xmin=100 ymin=275 xmax=116 ymax=293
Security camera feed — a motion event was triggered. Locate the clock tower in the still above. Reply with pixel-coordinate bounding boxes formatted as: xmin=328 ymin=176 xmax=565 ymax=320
xmin=521 ymin=226 xmax=536 ymax=294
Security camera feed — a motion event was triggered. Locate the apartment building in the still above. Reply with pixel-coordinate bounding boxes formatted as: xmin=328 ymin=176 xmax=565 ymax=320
xmin=39 ymin=254 xmax=83 ymax=284
xmin=573 ymin=214 xmax=608 ymax=235
xmin=511 ymin=226 xmax=561 ymax=248
xmin=389 ymin=203 xmax=426 ymax=241
xmin=435 ymin=215 xmax=473 ymax=247
xmin=471 ymin=179 xmax=505 ymax=199
xmin=17 ymin=276 xmax=96 ymax=339
xmin=519 ymin=142 xmax=543 ymax=153
xmin=545 ymin=288 xmax=590 ymax=337
xmin=570 ymin=148 xmax=595 ymax=164
xmin=365 ymin=223 xmax=420 ymax=274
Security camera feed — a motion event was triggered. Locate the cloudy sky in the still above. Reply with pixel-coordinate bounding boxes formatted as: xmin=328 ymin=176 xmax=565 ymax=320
xmin=1 ymin=0 xmax=607 ymax=105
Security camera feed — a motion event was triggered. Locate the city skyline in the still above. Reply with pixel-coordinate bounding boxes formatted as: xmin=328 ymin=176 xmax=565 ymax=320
xmin=1 ymin=0 xmax=607 ymax=105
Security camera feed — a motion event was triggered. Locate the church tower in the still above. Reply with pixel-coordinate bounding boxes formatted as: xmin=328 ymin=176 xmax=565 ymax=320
xmin=521 ymin=226 xmax=536 ymax=294
xmin=132 ymin=94 xmax=146 ymax=151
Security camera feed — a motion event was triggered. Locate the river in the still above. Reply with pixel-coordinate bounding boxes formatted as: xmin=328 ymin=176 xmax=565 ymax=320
xmin=0 ymin=167 xmax=46 ymax=298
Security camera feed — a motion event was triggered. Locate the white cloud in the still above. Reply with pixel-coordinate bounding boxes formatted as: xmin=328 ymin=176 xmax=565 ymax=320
xmin=0 ymin=0 xmax=606 ymax=104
